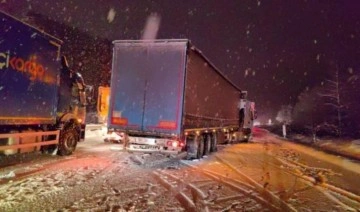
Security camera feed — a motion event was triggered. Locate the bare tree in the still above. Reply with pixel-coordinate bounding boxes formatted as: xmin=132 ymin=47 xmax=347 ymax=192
xmin=292 ymin=86 xmax=339 ymax=142
xmin=319 ymin=65 xmax=344 ymax=136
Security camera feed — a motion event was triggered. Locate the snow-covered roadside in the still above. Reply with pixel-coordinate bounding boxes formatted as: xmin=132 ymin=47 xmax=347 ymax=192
xmin=259 ymin=126 xmax=360 ymax=161
xmin=289 ymin=134 xmax=360 ymax=161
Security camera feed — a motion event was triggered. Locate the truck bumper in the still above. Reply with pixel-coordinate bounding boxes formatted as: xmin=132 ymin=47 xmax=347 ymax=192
xmin=127 ymin=144 xmax=182 ymax=154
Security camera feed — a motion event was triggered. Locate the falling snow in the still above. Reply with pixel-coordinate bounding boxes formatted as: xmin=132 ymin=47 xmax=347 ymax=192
xmin=0 ymin=0 xmax=359 ymax=141
xmin=107 ymin=8 xmax=116 ymax=23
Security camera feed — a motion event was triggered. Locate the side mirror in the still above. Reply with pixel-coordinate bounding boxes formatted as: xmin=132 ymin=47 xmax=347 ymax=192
xmin=61 ymin=55 xmax=69 ymax=70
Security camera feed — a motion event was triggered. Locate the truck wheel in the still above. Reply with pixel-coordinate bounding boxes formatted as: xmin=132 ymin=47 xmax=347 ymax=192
xmin=241 ymin=128 xmax=252 ymax=143
xmin=204 ymin=134 xmax=211 ymax=155
xmin=58 ymin=126 xmax=79 ymax=156
xmin=243 ymin=134 xmax=251 ymax=143
xmin=185 ymin=136 xmax=196 ymax=160
xmin=210 ymin=133 xmax=217 ymax=152
xmin=196 ymin=135 xmax=204 ymax=159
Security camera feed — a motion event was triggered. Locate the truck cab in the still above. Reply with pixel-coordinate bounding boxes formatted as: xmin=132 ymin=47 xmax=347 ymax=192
xmin=0 ymin=10 xmax=89 ymax=156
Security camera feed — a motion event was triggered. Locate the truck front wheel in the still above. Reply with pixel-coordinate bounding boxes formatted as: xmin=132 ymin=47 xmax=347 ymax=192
xmin=58 ymin=127 xmax=78 ymax=156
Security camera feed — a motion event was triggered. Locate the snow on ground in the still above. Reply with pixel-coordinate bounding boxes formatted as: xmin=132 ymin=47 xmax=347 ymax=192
xmin=0 ymin=127 xmax=187 ymax=211
xmin=0 ymin=127 xmax=360 ymax=211
xmin=258 ymin=126 xmax=360 ymax=161
xmin=288 ymin=134 xmax=360 ymax=161
xmin=0 ymin=155 xmax=113 ymax=210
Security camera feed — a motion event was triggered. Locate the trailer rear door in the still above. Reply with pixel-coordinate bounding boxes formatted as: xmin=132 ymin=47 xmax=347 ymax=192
xmin=109 ymin=40 xmax=187 ymax=136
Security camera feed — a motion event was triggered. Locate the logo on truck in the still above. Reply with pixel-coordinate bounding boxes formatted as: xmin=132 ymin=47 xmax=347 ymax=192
xmin=0 ymin=51 xmax=9 ymax=69
xmin=0 ymin=50 xmax=55 ymax=83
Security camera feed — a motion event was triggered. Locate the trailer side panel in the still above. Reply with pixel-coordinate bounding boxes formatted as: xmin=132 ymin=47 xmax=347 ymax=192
xmin=184 ymin=49 xmax=240 ymax=129
xmin=0 ymin=12 xmax=61 ymax=125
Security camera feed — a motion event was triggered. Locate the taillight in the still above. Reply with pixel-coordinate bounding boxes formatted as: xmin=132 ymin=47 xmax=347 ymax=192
xmin=172 ymin=141 xmax=178 ymax=148
xmin=167 ymin=140 xmax=179 ymax=148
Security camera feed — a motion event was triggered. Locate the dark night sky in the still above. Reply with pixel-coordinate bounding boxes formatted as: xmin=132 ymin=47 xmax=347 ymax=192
xmin=1 ymin=0 xmax=360 ymax=123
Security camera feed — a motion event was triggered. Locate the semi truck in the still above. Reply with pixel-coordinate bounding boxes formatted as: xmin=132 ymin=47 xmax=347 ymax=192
xmin=108 ymin=39 xmax=256 ymax=159
xmin=0 ymin=11 xmax=88 ymax=156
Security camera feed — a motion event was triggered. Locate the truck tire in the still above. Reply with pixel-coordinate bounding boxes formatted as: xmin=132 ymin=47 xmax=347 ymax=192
xmin=204 ymin=134 xmax=211 ymax=155
xmin=196 ymin=135 xmax=204 ymax=159
xmin=241 ymin=128 xmax=252 ymax=143
xmin=185 ymin=136 xmax=196 ymax=160
xmin=210 ymin=133 xmax=217 ymax=152
xmin=58 ymin=124 xmax=79 ymax=156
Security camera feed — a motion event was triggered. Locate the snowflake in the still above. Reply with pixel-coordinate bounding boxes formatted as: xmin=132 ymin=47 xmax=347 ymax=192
xmin=188 ymin=10 xmax=194 ymax=16
xmin=244 ymin=68 xmax=250 ymax=77
xmin=107 ymin=8 xmax=116 ymax=23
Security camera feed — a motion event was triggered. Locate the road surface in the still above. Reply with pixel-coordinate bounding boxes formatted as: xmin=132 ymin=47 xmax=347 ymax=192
xmin=0 ymin=128 xmax=359 ymax=211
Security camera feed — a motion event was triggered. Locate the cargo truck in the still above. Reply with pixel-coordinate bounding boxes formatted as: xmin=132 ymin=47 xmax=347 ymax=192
xmin=0 ymin=11 xmax=88 ymax=156
xmin=108 ymin=39 xmax=255 ymax=159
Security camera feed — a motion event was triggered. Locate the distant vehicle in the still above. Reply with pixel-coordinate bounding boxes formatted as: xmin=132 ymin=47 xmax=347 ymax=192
xmin=107 ymin=39 xmax=256 ymax=159
xmin=0 ymin=11 xmax=90 ymax=156
xmin=238 ymin=91 xmax=257 ymax=141
xmin=97 ymin=86 xmax=111 ymax=124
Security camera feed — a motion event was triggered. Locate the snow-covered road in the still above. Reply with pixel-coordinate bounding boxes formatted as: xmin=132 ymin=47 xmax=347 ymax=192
xmin=0 ymin=128 xmax=359 ymax=211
